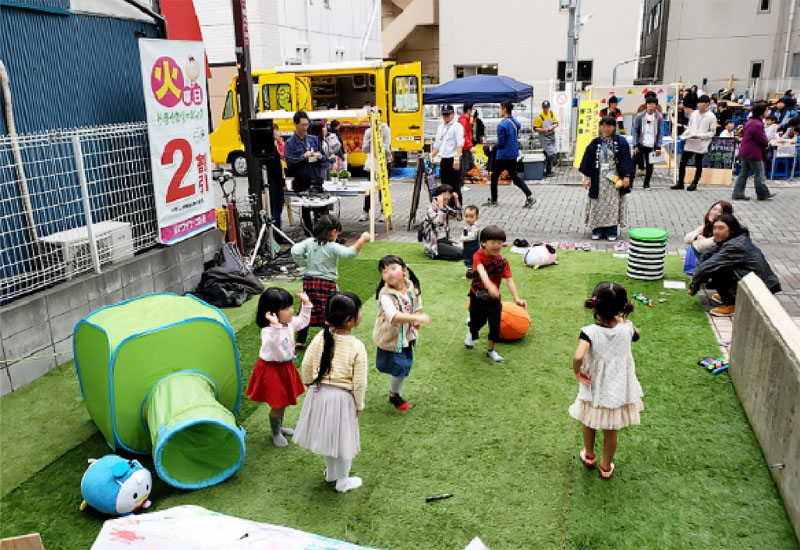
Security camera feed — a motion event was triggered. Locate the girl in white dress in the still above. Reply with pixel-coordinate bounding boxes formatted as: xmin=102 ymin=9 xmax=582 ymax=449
xmin=569 ymin=282 xmax=644 ymax=480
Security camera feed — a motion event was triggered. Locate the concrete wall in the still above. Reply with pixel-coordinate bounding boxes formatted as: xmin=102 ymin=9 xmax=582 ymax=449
xmin=437 ymin=0 xmax=641 ymax=85
xmin=394 ymin=25 xmax=439 ymax=82
xmin=0 ymin=229 xmax=222 ymax=396
xmin=729 ymin=273 xmax=800 ymax=542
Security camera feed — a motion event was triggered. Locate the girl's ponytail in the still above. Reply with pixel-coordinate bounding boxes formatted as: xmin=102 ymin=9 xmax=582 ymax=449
xmin=313 ymin=326 xmax=335 ymax=385
xmin=406 ymin=266 xmax=422 ymax=295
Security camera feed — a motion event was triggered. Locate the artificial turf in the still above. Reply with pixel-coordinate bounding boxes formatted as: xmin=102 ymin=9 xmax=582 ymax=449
xmin=0 ymin=243 xmax=796 ymax=549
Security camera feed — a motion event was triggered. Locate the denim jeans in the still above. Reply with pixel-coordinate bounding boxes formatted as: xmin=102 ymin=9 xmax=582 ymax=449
xmin=733 ymin=157 xmax=771 ymax=200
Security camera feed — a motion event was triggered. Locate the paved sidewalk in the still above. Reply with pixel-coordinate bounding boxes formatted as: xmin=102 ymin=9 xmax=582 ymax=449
xmin=341 ymin=167 xmax=799 ymax=317
xmin=223 ymin=165 xmax=800 ymax=317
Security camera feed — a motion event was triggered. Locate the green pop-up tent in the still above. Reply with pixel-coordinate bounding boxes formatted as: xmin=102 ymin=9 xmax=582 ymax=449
xmin=74 ymin=293 xmax=245 ymax=489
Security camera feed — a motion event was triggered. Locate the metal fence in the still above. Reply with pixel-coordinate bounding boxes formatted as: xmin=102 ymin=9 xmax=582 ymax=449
xmin=1 ymin=123 xmax=158 ymax=304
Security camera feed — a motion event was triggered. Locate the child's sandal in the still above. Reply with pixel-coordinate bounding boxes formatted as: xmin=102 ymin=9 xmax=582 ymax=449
xmin=579 ymin=448 xmax=596 ymax=468
xmin=599 ymin=462 xmax=615 ymax=480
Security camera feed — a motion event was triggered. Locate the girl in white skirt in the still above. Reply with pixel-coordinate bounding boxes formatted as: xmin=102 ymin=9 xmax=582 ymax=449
xmin=294 ymin=292 xmax=367 ymax=493
xmin=569 ymin=282 xmax=644 ymax=480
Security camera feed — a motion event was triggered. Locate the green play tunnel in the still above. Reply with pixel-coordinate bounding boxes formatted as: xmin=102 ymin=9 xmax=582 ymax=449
xmin=145 ymin=372 xmax=245 ymax=489
xmin=74 ymin=293 xmax=246 ymax=490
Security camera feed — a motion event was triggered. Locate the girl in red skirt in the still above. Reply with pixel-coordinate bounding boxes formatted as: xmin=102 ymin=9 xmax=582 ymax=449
xmin=247 ymin=287 xmax=312 ymax=447
xmin=291 ymin=215 xmax=370 ymax=347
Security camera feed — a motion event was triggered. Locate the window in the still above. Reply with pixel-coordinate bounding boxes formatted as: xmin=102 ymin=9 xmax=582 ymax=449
xmin=759 ymin=0 xmax=770 ymax=13
xmin=392 ymin=75 xmax=419 ymax=113
xmin=455 ymin=64 xmax=498 ymax=78
xmin=222 ymin=90 xmax=234 ymax=119
xmin=557 ymin=60 xmax=592 ymax=91
xmin=652 ymin=3 xmax=660 ymax=31
xmin=750 ymin=60 xmax=763 ymax=79
xmin=792 ymin=53 xmax=800 ymax=77
xmin=262 ymin=84 xmax=292 ymax=111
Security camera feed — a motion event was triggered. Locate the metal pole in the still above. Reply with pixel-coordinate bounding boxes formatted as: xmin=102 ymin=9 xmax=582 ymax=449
xmin=72 ymin=135 xmax=102 ymax=275
xmin=232 ymin=0 xmax=264 ymax=230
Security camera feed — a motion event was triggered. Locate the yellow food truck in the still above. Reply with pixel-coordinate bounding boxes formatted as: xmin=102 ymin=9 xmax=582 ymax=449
xmin=210 ymin=60 xmax=423 ymax=175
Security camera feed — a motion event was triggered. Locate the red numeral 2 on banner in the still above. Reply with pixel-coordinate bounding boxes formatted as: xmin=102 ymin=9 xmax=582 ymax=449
xmin=162 ymin=138 xmax=194 ymax=202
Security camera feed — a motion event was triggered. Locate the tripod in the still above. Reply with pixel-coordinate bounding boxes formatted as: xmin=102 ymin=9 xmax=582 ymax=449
xmin=247 ymin=165 xmax=296 ymax=270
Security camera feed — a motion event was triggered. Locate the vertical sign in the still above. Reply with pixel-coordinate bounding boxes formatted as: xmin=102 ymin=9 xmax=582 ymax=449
xmin=573 ymin=100 xmax=601 ymax=168
xmin=552 ymin=88 xmax=573 ymax=153
xmin=139 ymin=39 xmax=215 ymax=244
xmin=371 ymin=110 xmax=392 ymax=217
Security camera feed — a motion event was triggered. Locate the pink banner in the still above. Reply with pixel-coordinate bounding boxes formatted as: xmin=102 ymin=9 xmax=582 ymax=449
xmin=159 ymin=209 xmax=216 ymax=243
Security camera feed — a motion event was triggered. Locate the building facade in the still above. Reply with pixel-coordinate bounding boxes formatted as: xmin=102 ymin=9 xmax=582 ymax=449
xmin=195 ymin=0 xmax=382 ymax=123
xmin=194 ymin=0 xmax=382 ymax=67
xmin=638 ymin=0 xmax=800 ymax=95
xmin=432 ymin=0 xmax=642 ymax=86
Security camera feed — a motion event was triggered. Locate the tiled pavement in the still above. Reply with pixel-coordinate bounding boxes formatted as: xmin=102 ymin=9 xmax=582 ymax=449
xmin=220 ymin=165 xmax=800 ymax=322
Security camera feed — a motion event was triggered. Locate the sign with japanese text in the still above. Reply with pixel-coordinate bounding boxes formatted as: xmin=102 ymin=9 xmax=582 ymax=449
xmin=573 ymin=100 xmax=601 ymax=168
xmin=139 ymin=39 xmax=214 ymax=244
xmin=370 ymin=110 xmax=392 ymax=218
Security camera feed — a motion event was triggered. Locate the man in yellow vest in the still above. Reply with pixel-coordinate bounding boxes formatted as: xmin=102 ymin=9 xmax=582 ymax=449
xmin=533 ymin=100 xmax=558 ymax=177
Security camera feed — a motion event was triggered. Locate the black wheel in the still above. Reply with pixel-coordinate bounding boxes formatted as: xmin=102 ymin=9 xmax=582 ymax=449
xmin=229 ymin=152 xmax=248 ymax=177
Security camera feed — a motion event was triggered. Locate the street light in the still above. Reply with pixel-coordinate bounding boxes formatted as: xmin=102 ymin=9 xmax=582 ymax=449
xmin=612 ymin=55 xmax=652 ymax=86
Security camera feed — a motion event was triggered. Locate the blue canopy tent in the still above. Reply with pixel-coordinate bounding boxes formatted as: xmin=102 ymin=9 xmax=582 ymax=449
xmin=422 ymin=75 xmax=533 ymax=104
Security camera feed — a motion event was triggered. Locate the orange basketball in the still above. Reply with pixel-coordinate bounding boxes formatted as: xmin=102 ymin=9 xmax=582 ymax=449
xmin=499 ymin=301 xmax=531 ymax=341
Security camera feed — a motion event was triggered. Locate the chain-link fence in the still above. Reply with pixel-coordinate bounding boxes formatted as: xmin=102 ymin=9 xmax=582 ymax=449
xmin=1 ymin=123 xmax=158 ymax=304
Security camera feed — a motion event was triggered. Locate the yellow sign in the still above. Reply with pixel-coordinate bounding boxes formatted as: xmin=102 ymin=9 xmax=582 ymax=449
xmin=573 ymin=100 xmax=601 ymax=168
xmin=371 ymin=110 xmax=392 ymax=217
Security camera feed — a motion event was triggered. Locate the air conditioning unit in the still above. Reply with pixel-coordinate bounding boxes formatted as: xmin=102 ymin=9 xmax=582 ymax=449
xmin=39 ymin=221 xmax=134 ymax=280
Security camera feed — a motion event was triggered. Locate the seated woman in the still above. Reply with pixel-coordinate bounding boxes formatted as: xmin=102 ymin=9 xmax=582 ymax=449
xmin=689 ymin=213 xmax=781 ymax=316
xmin=422 ymin=185 xmax=463 ymax=261
xmin=683 ymin=201 xmax=734 ymax=274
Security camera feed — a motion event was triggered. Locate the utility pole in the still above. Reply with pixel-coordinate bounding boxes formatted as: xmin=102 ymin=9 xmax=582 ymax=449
xmin=565 ymin=0 xmax=581 ymax=156
xmin=565 ymin=0 xmax=581 ymax=91
xmin=231 ymin=0 xmax=264 ymax=230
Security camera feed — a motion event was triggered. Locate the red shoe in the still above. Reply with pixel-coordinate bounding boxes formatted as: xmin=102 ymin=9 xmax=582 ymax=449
xmin=579 ymin=448 xmax=596 ymax=468
xmin=599 ymin=462 xmax=615 ymax=480
xmin=389 ymin=394 xmax=409 ymax=411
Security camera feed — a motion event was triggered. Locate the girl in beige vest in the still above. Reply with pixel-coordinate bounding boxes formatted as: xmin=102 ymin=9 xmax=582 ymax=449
xmin=372 ymin=255 xmax=431 ymax=411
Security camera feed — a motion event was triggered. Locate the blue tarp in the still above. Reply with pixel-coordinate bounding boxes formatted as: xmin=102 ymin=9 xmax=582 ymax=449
xmin=422 ymin=75 xmax=533 ymax=104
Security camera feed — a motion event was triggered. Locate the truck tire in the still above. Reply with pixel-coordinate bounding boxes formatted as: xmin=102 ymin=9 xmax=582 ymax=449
xmin=229 ymin=152 xmax=248 ymax=177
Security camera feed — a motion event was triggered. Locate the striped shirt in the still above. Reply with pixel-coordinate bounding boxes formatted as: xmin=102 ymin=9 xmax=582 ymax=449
xmin=301 ymin=332 xmax=368 ymax=411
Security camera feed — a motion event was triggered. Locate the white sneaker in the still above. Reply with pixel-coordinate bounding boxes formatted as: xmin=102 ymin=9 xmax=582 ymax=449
xmin=335 ymin=476 xmax=363 ymax=493
xmin=464 ymin=331 xmax=474 ymax=349
xmin=607 ymin=235 xmax=618 ymax=242
xmin=591 ymin=234 xmax=601 ymax=240
xmin=487 ymin=350 xmax=504 ymax=363
xmin=358 ymin=212 xmax=368 ymax=222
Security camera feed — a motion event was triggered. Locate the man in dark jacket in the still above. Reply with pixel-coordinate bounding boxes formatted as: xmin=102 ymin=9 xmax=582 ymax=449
xmin=689 ymin=213 xmax=780 ymax=316
xmin=732 ymin=103 xmax=774 ymax=201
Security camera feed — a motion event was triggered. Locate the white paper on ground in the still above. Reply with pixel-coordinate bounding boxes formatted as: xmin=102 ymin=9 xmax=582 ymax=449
xmin=612 ymin=253 xmax=629 ymax=258
xmin=464 ymin=537 xmax=491 ymax=550
xmin=664 ymin=280 xmax=687 ymax=289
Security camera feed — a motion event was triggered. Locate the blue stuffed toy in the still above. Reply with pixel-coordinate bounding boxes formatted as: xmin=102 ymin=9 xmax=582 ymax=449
xmin=80 ymin=455 xmax=152 ymax=515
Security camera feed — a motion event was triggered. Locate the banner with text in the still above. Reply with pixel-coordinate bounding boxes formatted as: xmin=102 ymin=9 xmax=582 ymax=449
xmin=573 ymin=100 xmax=601 ymax=169
xmin=551 ymin=88 xmax=573 ymax=153
xmin=139 ymin=39 xmax=214 ymax=245
xmin=371 ymin=111 xmax=393 ymax=218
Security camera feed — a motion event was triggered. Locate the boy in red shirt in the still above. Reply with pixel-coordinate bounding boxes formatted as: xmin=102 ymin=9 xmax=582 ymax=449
xmin=465 ymin=225 xmax=527 ymax=362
